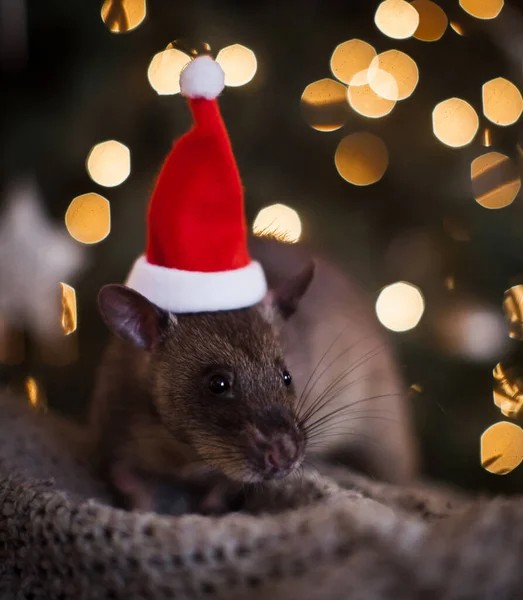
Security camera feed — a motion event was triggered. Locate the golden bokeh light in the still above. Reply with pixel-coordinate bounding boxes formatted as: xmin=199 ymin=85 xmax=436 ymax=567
xmin=482 ymin=128 xmax=492 ymax=147
xmin=503 ymin=285 xmax=523 ymax=340
xmin=481 ymin=421 xmax=523 ymax=475
xmin=471 ymin=152 xmax=521 ymax=209
xmin=25 ymin=376 xmax=48 ymax=414
xmin=253 ymin=204 xmax=302 ymax=243
xmin=86 ymin=140 xmax=130 ymax=188
xmin=411 ymin=0 xmax=448 ymax=41
xmin=432 ymin=98 xmax=479 ymax=148
xmin=482 ymin=77 xmax=523 ymax=127
xmin=330 ymin=39 xmax=377 ymax=85
xmin=335 ymin=132 xmax=389 ymax=186
xmin=374 ymin=0 xmax=420 ymax=39
xmin=493 ymin=363 xmax=523 ymax=419
xmin=101 ymin=0 xmax=146 ymax=33
xmin=65 ymin=193 xmax=111 ymax=245
xmin=60 ymin=283 xmax=77 ymax=336
xmin=147 ymin=49 xmax=191 ymax=95
xmin=450 ymin=21 xmax=465 ymax=35
xmin=368 ymin=50 xmax=419 ymax=101
xmin=348 ymin=72 xmax=396 ymax=118
xmin=216 ymin=44 xmax=257 ymax=87
xmin=376 ymin=282 xmax=425 ymax=332
xmin=300 ymin=79 xmax=349 ymax=132
xmin=460 ymin=0 xmax=504 ymax=20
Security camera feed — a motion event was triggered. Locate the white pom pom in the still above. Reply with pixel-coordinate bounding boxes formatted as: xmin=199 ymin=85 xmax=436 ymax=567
xmin=180 ymin=56 xmax=225 ymax=100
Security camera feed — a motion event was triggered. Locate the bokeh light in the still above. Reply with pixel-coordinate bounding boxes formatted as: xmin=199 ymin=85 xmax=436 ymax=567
xmin=471 ymin=152 xmax=521 ymax=209
xmin=450 ymin=21 xmax=465 ymax=35
xmin=411 ymin=0 xmax=448 ymax=41
xmin=503 ymin=285 xmax=523 ymax=340
xmin=432 ymin=98 xmax=479 ymax=148
xmin=493 ymin=363 xmax=523 ymax=419
xmin=348 ymin=73 xmax=396 ymax=118
xmin=216 ymin=44 xmax=257 ymax=87
xmin=481 ymin=421 xmax=523 ymax=475
xmin=368 ymin=50 xmax=419 ymax=101
xmin=60 ymin=283 xmax=77 ymax=336
xmin=300 ymin=79 xmax=349 ymax=132
xmin=253 ymin=204 xmax=302 ymax=243
xmin=65 ymin=193 xmax=111 ymax=245
xmin=460 ymin=0 xmax=504 ymax=20
xmin=330 ymin=39 xmax=377 ymax=85
xmin=482 ymin=77 xmax=523 ymax=127
xmin=86 ymin=140 xmax=130 ymax=188
xmin=101 ymin=0 xmax=146 ymax=33
xmin=335 ymin=132 xmax=389 ymax=186
xmin=482 ymin=128 xmax=492 ymax=147
xmin=147 ymin=49 xmax=191 ymax=95
xmin=374 ymin=0 xmax=420 ymax=40
xmin=375 ymin=282 xmax=425 ymax=332
xmin=25 ymin=376 xmax=48 ymax=414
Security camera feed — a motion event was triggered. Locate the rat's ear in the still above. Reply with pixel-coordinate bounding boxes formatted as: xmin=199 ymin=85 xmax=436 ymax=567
xmin=98 ymin=284 xmax=171 ymax=351
xmin=266 ymin=260 xmax=315 ymax=320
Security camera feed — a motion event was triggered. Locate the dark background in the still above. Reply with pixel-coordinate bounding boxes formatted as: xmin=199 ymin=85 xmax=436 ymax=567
xmin=2 ymin=0 xmax=523 ymax=494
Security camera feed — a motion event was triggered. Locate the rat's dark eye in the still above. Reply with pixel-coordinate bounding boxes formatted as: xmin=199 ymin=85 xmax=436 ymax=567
xmin=208 ymin=374 xmax=231 ymax=395
xmin=282 ymin=370 xmax=292 ymax=386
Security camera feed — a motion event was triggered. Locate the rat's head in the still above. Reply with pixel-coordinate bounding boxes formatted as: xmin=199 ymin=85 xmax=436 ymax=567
xmin=98 ymin=262 xmax=314 ymax=483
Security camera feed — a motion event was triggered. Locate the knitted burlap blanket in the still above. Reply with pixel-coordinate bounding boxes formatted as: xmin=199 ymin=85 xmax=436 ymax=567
xmin=1 ymin=391 xmax=522 ymax=600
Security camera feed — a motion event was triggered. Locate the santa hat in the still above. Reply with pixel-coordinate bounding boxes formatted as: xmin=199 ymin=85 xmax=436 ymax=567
xmin=125 ymin=55 xmax=267 ymax=313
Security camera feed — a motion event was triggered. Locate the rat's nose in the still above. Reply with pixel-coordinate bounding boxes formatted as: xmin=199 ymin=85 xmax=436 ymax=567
xmin=264 ymin=433 xmax=299 ymax=473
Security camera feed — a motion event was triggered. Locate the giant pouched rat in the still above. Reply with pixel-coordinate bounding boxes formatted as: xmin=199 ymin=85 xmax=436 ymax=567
xmin=90 ymin=236 xmax=417 ymax=514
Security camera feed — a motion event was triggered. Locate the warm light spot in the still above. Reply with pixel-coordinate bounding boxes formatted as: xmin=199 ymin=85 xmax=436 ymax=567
xmin=368 ymin=50 xmax=419 ymax=101
xmin=482 ymin=128 xmax=492 ymax=147
xmin=216 ymin=44 xmax=257 ymax=87
xmin=147 ymin=49 xmax=191 ymax=95
xmin=375 ymin=0 xmax=419 ymax=39
xmin=335 ymin=132 xmax=389 ymax=186
xmin=367 ymin=69 xmax=399 ymax=102
xmin=86 ymin=140 xmax=130 ymax=188
xmin=450 ymin=21 xmax=465 ymax=35
xmin=101 ymin=0 xmax=146 ymax=33
xmin=471 ymin=152 xmax=520 ymax=209
xmin=60 ymin=283 xmax=77 ymax=335
xmin=25 ymin=376 xmax=48 ymax=413
xmin=330 ymin=39 xmax=377 ymax=85
xmin=348 ymin=71 xmax=396 ymax=118
xmin=481 ymin=421 xmax=523 ymax=475
xmin=375 ymin=282 xmax=425 ymax=332
xmin=482 ymin=77 xmax=523 ymax=127
xmin=253 ymin=204 xmax=302 ymax=243
xmin=493 ymin=363 xmax=523 ymax=419
xmin=432 ymin=98 xmax=479 ymax=148
xmin=503 ymin=285 xmax=523 ymax=340
xmin=65 ymin=193 xmax=111 ymax=245
xmin=300 ymin=79 xmax=349 ymax=132
xmin=411 ymin=0 xmax=448 ymax=41
xmin=460 ymin=0 xmax=504 ymax=20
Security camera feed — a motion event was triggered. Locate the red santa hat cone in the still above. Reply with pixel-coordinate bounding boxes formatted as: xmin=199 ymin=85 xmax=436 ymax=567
xmin=126 ymin=55 xmax=267 ymax=313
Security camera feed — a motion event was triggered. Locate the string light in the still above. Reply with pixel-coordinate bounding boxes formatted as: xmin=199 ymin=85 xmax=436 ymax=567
xmin=300 ymin=79 xmax=349 ymax=132
xmin=411 ymin=0 xmax=448 ymax=41
xmin=375 ymin=282 xmax=425 ymax=332
xmin=432 ymin=98 xmax=479 ymax=148
xmin=335 ymin=132 xmax=389 ymax=186
xmin=25 ymin=377 xmax=48 ymax=414
xmin=86 ymin=140 xmax=130 ymax=188
xmin=65 ymin=193 xmax=111 ymax=245
xmin=330 ymin=39 xmax=377 ymax=85
xmin=216 ymin=44 xmax=257 ymax=87
xmin=460 ymin=0 xmax=504 ymax=20
xmin=471 ymin=152 xmax=521 ymax=209
xmin=253 ymin=204 xmax=302 ymax=243
xmin=101 ymin=0 xmax=146 ymax=33
xmin=374 ymin=0 xmax=420 ymax=40
xmin=481 ymin=421 xmax=523 ymax=475
xmin=368 ymin=50 xmax=419 ymax=101
xmin=147 ymin=49 xmax=191 ymax=95
xmin=482 ymin=77 xmax=523 ymax=127
xmin=60 ymin=283 xmax=77 ymax=335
